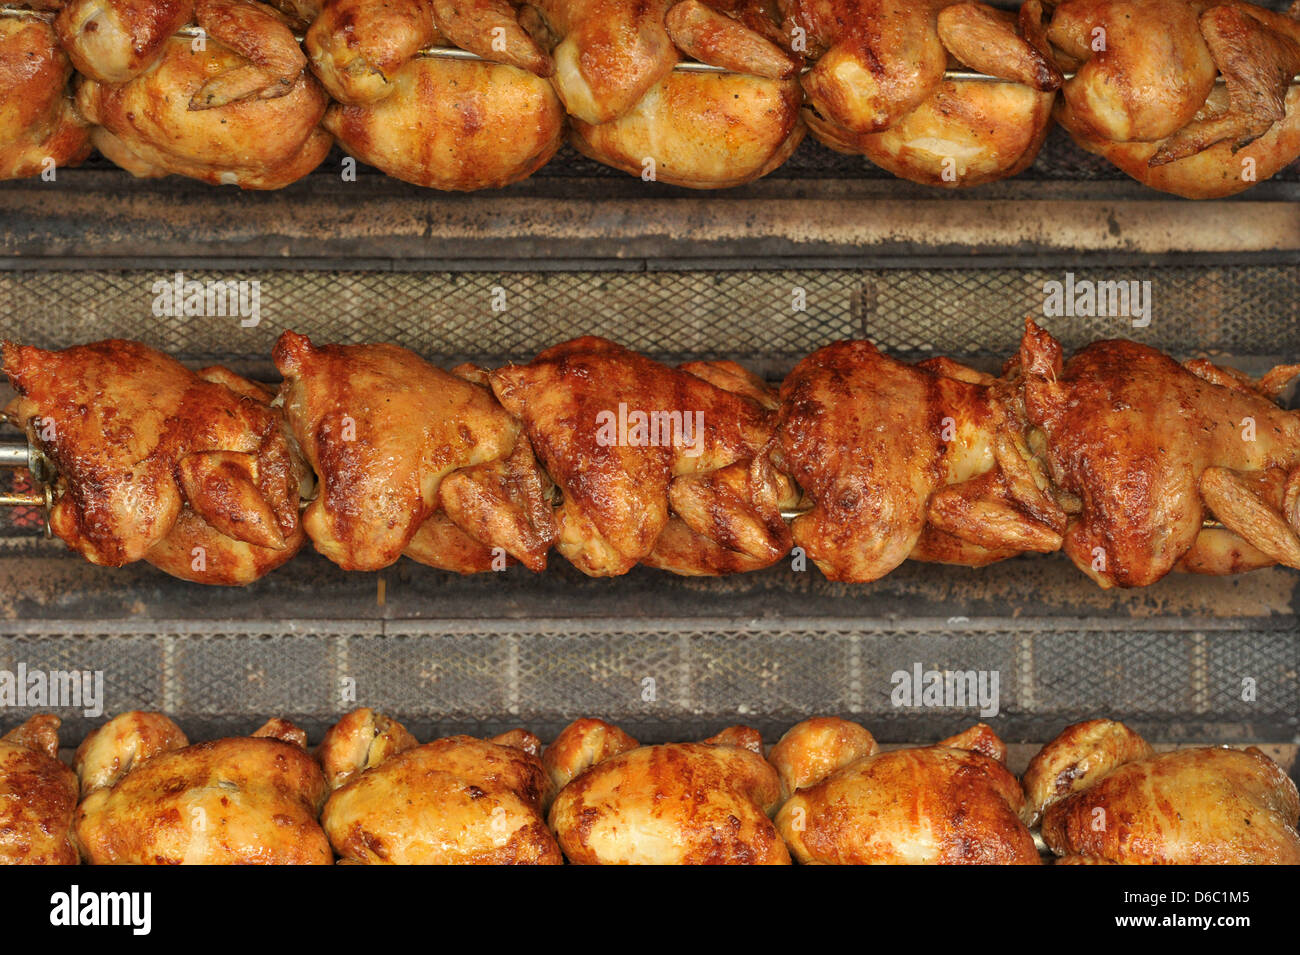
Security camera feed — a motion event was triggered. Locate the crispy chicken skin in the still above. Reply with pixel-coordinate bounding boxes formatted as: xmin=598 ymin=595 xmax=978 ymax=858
xmin=74 ymin=712 xmax=331 ymax=865
xmin=774 ymin=340 xmax=1064 ymax=582
xmin=319 ymin=708 xmax=560 ymax=864
xmin=0 ymin=17 xmax=92 ymax=180
xmin=545 ymin=718 xmax=790 ymax=864
xmin=1021 ymin=717 xmax=1153 ymax=824
xmin=305 ymin=0 xmax=442 ymax=103
xmin=1033 ymin=720 xmax=1300 ymax=864
xmin=528 ymin=0 xmax=678 ymax=124
xmin=56 ymin=0 xmax=196 ymax=84
xmin=1019 ymin=319 xmax=1300 ymax=587
xmin=489 ymin=337 xmax=796 ymax=576
xmin=274 ymin=331 xmax=554 ymax=572
xmin=774 ymin=719 xmax=1040 ymax=865
xmin=2 ymin=339 xmax=308 ymax=585
xmin=75 ymin=34 xmax=332 ymax=188
xmin=569 ymin=70 xmax=805 ymax=189
xmin=0 ymin=716 xmax=78 ymax=865
xmin=1048 ymin=0 xmax=1300 ymax=197
xmin=323 ymin=57 xmax=564 ymax=190
xmin=784 ymin=0 xmax=1060 ymax=185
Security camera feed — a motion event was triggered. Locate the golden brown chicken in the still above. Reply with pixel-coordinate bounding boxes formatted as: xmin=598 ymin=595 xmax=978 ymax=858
xmin=568 ymin=0 xmax=805 ymax=188
xmin=3 ymin=339 xmax=309 ymax=585
xmin=71 ymin=0 xmax=332 ymax=188
xmin=783 ymin=0 xmax=1061 ymax=186
xmin=273 ymin=331 xmax=555 ymax=573
xmin=1029 ymin=719 xmax=1300 ymax=864
xmin=0 ymin=715 xmax=79 ymax=865
xmin=318 ymin=708 xmax=561 ymax=863
xmin=773 ymin=340 xmax=1064 ymax=582
xmin=55 ymin=0 xmax=195 ymax=83
xmin=74 ymin=712 xmax=332 ymax=865
xmin=527 ymin=0 xmax=679 ymax=123
xmin=323 ymin=57 xmax=564 ymax=189
xmin=305 ymin=0 xmax=441 ymax=103
xmin=1018 ymin=319 xmax=1300 ymax=587
xmin=546 ymin=718 xmax=790 ymax=864
xmin=1048 ymin=0 xmax=1300 ymax=197
xmin=489 ymin=337 xmax=796 ymax=576
xmin=0 ymin=11 xmax=92 ymax=181
xmin=773 ymin=719 xmax=1041 ymax=864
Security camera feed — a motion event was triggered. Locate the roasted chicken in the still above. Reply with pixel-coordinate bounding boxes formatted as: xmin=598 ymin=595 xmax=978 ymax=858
xmin=0 ymin=11 xmax=92 ymax=180
xmin=784 ymin=0 xmax=1062 ymax=186
xmin=774 ymin=719 xmax=1041 ymax=864
xmin=545 ymin=718 xmax=790 ymax=864
xmin=318 ymin=708 xmax=561 ymax=863
xmin=74 ymin=711 xmax=332 ymax=865
xmin=1048 ymin=0 xmax=1300 ymax=197
xmin=273 ymin=331 xmax=555 ymax=572
xmin=1018 ymin=319 xmax=1300 ymax=587
xmin=489 ymin=337 xmax=796 ymax=576
xmin=0 ymin=715 xmax=79 ymax=865
xmin=3 ymin=339 xmax=309 ymax=585
xmin=774 ymin=340 xmax=1064 ymax=582
xmin=1028 ymin=719 xmax=1300 ymax=864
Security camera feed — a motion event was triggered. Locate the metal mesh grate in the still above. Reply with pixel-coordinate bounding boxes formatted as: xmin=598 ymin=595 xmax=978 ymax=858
xmin=0 ymin=620 xmax=1293 ymax=745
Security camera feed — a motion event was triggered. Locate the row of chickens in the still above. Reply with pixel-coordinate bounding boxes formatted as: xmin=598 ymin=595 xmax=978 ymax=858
xmin=2 ymin=0 xmax=1298 ymax=196
xmin=3 ymin=709 xmax=1297 ymax=864
xmin=5 ymin=322 xmax=1300 ymax=588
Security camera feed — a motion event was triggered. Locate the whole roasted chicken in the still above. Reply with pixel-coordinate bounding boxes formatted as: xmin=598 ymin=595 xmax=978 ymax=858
xmin=1046 ymin=0 xmax=1300 ymax=198
xmin=67 ymin=0 xmax=332 ymax=187
xmin=318 ymin=708 xmax=561 ymax=863
xmin=1027 ymin=718 xmax=1300 ymax=864
xmin=0 ymin=8 xmax=92 ymax=181
xmin=774 ymin=339 xmax=1064 ymax=582
xmin=74 ymin=711 xmax=332 ymax=864
xmin=782 ymin=0 xmax=1062 ymax=185
xmin=489 ymin=337 xmax=797 ymax=576
xmin=274 ymin=331 xmax=556 ymax=573
xmin=3 ymin=339 xmax=309 ymax=585
xmin=546 ymin=718 xmax=790 ymax=863
xmin=0 ymin=715 xmax=79 ymax=865
xmin=1018 ymin=319 xmax=1300 ymax=587
xmin=774 ymin=718 xmax=1041 ymax=864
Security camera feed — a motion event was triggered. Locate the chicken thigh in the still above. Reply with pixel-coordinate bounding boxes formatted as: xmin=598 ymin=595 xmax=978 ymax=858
xmin=0 ymin=14 xmax=92 ymax=180
xmin=0 ymin=716 xmax=78 ymax=865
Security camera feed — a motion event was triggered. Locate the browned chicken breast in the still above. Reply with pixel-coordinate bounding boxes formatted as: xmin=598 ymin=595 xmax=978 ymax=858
xmin=784 ymin=0 xmax=1060 ymax=185
xmin=489 ymin=337 xmax=797 ymax=576
xmin=318 ymin=708 xmax=561 ymax=863
xmin=0 ymin=716 xmax=78 ymax=865
xmin=71 ymin=0 xmax=331 ymax=188
xmin=1030 ymin=719 xmax=1300 ymax=864
xmin=75 ymin=712 xmax=332 ymax=864
xmin=546 ymin=718 xmax=790 ymax=864
xmin=1048 ymin=0 xmax=1300 ymax=197
xmin=3 ymin=339 xmax=308 ymax=585
xmin=528 ymin=0 xmax=678 ymax=123
xmin=323 ymin=57 xmax=564 ymax=190
xmin=774 ymin=340 xmax=1064 ymax=582
xmin=1019 ymin=319 xmax=1300 ymax=587
xmin=273 ymin=331 xmax=555 ymax=573
xmin=774 ymin=718 xmax=1041 ymax=864
xmin=0 ymin=14 xmax=92 ymax=180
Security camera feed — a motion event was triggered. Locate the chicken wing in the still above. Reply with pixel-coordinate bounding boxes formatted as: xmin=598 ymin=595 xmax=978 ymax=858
xmin=74 ymin=712 xmax=332 ymax=864
xmin=319 ymin=708 xmax=560 ymax=863
xmin=545 ymin=718 xmax=790 ymax=864
xmin=273 ymin=331 xmax=554 ymax=572
xmin=489 ymin=338 xmax=795 ymax=576
xmin=1019 ymin=319 xmax=1300 ymax=587
xmin=774 ymin=340 xmax=1064 ymax=583
xmin=323 ymin=57 xmax=563 ymax=189
xmin=0 ymin=716 xmax=78 ymax=865
xmin=0 ymin=16 xmax=92 ymax=180
xmin=1033 ymin=720 xmax=1300 ymax=864
xmin=774 ymin=719 xmax=1040 ymax=864
xmin=3 ymin=339 xmax=308 ymax=585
